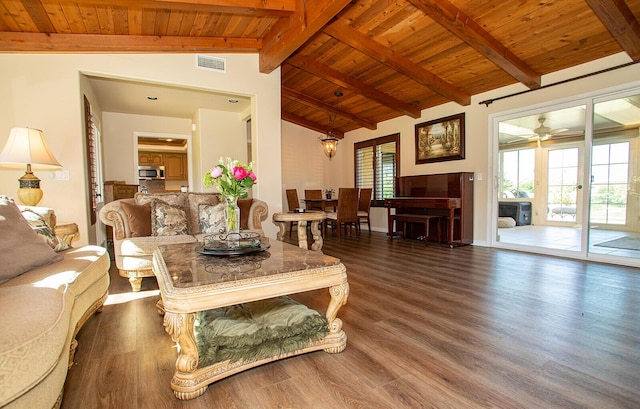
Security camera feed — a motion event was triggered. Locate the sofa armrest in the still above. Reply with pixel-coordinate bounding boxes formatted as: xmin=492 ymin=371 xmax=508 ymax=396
xmin=18 ymin=205 xmax=57 ymax=228
xmin=99 ymin=198 xmax=136 ymax=240
xmin=247 ymin=198 xmax=269 ymax=234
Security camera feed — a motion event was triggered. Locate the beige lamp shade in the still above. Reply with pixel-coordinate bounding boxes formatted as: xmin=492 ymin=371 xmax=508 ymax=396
xmin=0 ymin=127 xmax=62 ymax=206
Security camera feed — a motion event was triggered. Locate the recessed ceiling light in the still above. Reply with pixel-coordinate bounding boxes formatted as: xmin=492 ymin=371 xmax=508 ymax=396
xmin=147 ymin=96 xmax=158 ymax=101
xmin=228 ymin=98 xmax=239 ymax=103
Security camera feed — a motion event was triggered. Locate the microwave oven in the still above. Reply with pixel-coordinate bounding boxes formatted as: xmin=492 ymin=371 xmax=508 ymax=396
xmin=138 ymin=165 xmax=165 ymax=180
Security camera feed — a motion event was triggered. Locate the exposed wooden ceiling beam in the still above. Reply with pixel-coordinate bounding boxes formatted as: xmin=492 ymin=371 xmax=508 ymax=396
xmin=287 ymin=54 xmax=422 ymax=119
xmin=259 ymin=0 xmax=351 ymax=73
xmin=57 ymin=0 xmax=296 ymax=16
xmin=0 ymin=32 xmax=261 ymax=52
xmin=20 ymin=0 xmax=55 ymax=33
xmin=324 ymin=21 xmax=470 ymax=106
xmin=585 ymin=0 xmax=640 ymax=61
xmin=282 ymin=111 xmax=345 ymax=139
xmin=407 ymin=0 xmax=541 ymax=89
xmin=282 ymin=86 xmax=377 ymax=130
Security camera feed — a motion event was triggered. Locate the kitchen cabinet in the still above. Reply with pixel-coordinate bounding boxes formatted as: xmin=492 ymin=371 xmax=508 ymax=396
xmin=165 ymin=153 xmax=188 ymax=180
xmin=139 ymin=152 xmax=163 ymax=166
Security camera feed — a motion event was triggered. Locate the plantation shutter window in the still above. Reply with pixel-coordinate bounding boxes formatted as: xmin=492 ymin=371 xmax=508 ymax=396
xmin=354 ymin=134 xmax=399 ymax=207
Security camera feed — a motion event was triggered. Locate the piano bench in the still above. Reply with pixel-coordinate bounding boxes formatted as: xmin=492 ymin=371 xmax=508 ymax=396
xmin=390 ymin=214 xmax=442 ymax=246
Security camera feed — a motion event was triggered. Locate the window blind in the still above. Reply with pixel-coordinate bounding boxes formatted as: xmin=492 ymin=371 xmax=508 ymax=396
xmin=354 ymin=134 xmax=399 ymax=206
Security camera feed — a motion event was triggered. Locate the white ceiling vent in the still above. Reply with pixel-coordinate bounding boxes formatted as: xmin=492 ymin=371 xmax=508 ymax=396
xmin=196 ymin=55 xmax=226 ymax=73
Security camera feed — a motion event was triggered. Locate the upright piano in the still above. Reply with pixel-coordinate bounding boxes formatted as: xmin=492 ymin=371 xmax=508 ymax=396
xmin=384 ymin=172 xmax=474 ymax=247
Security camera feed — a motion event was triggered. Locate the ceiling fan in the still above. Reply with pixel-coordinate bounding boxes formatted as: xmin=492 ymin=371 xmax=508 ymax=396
xmin=527 ymin=115 xmax=569 ymax=142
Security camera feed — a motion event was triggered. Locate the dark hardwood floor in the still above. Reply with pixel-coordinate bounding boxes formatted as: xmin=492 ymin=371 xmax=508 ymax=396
xmin=62 ymin=231 xmax=640 ymax=408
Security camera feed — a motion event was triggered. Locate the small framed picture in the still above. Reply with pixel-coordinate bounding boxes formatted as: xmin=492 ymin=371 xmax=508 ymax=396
xmin=415 ymin=113 xmax=465 ymax=164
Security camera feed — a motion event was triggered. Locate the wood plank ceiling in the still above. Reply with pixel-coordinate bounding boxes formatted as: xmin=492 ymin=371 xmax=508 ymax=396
xmin=1 ymin=0 xmax=640 ymax=139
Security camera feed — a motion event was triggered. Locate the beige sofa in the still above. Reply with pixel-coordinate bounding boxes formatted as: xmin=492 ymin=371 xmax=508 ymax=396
xmin=99 ymin=192 xmax=269 ymax=291
xmin=0 ymin=199 xmax=110 ymax=409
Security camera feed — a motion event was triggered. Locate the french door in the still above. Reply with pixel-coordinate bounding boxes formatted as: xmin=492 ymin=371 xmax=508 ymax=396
xmin=543 ymin=145 xmax=584 ymax=226
xmin=493 ymin=85 xmax=640 ymax=265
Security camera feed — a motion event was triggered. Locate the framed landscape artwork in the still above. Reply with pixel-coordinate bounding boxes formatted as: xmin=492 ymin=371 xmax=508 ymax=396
xmin=415 ymin=113 xmax=465 ymax=164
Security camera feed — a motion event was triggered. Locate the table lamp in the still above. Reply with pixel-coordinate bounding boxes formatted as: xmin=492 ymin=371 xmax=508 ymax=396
xmin=0 ymin=127 xmax=62 ymax=206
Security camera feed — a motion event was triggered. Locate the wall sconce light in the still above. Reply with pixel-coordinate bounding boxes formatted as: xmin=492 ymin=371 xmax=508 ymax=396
xmin=318 ymin=91 xmax=343 ymax=160
xmin=0 ymin=127 xmax=62 ymax=206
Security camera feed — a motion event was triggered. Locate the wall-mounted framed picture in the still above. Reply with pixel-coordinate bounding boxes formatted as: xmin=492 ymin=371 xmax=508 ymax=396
xmin=415 ymin=113 xmax=465 ymax=164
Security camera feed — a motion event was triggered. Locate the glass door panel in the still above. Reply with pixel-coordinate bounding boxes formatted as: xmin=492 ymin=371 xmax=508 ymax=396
xmin=588 ymin=93 xmax=640 ymax=259
xmin=496 ymin=105 xmax=586 ymax=252
xmin=546 ymin=147 xmax=580 ymax=223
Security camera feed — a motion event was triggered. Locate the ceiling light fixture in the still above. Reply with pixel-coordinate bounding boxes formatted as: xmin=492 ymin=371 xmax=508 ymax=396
xmin=319 ymin=91 xmax=343 ymax=160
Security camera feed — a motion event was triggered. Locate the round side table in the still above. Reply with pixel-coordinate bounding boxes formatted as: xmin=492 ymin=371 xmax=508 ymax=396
xmin=272 ymin=211 xmax=327 ymax=251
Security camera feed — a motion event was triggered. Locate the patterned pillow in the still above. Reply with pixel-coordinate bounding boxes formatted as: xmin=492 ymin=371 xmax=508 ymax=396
xmin=151 ymin=199 xmax=188 ymax=236
xmin=198 ymin=203 xmax=226 ymax=234
xmin=21 ymin=209 xmax=71 ymax=252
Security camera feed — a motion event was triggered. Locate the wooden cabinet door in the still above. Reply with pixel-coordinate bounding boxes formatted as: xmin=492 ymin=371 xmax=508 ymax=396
xmin=165 ymin=153 xmax=186 ymax=180
xmin=139 ymin=152 xmax=163 ymax=166
xmin=182 ymin=153 xmax=189 ymax=180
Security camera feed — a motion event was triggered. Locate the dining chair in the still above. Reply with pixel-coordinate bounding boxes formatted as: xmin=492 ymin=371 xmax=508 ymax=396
xmin=285 ymin=189 xmax=299 ymax=238
xmin=304 ymin=189 xmax=323 ymax=210
xmin=357 ymin=188 xmax=372 ymax=232
xmin=325 ymin=188 xmax=359 ymax=239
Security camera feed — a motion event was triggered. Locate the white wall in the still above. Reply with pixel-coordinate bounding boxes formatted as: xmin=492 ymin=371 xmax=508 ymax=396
xmin=102 ymin=112 xmax=191 ymax=184
xmin=280 ymin=121 xmax=344 ymax=209
xmin=198 ymin=108 xmax=247 ymax=194
xmin=281 ymin=53 xmax=640 ymax=244
xmin=0 ymin=54 xmax=281 ymax=244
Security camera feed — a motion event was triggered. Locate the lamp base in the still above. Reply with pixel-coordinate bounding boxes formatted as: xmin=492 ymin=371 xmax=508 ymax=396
xmin=17 ymin=187 xmax=44 ymax=206
xmin=17 ymin=165 xmax=43 ymax=206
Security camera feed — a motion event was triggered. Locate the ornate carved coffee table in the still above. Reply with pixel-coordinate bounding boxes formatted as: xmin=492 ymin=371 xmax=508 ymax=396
xmin=152 ymin=239 xmax=349 ymax=400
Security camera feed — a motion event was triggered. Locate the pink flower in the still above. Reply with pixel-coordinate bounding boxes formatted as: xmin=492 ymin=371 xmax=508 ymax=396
xmin=210 ymin=166 xmax=223 ymax=178
xmin=248 ymin=171 xmax=257 ymax=182
xmin=233 ymin=166 xmax=248 ymax=180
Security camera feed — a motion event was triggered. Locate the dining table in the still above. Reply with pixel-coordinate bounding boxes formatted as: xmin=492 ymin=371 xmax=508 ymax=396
xmin=304 ymin=198 xmax=338 ymax=211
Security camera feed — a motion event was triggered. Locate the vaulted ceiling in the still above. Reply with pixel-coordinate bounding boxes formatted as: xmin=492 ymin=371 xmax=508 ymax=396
xmin=1 ymin=0 xmax=640 ymax=139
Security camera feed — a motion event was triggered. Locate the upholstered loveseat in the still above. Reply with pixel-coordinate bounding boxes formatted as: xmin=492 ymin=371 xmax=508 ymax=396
xmin=99 ymin=192 xmax=269 ymax=291
xmin=0 ymin=197 xmax=110 ymax=409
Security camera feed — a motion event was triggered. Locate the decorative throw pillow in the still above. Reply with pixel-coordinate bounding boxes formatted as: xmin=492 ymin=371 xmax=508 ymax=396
xmin=195 ymin=296 xmax=329 ymax=366
xmin=198 ymin=203 xmax=226 ymax=234
xmin=0 ymin=196 xmax=62 ymax=284
xmin=20 ymin=209 xmax=71 ymax=252
xmin=237 ymin=198 xmax=253 ymax=230
xmin=151 ymin=199 xmax=188 ymax=236
xmin=186 ymin=193 xmax=221 ymax=235
xmin=121 ymin=201 xmax=151 ymax=237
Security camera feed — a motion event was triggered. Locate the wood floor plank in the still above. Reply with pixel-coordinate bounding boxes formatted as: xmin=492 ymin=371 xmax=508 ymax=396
xmin=60 ymin=231 xmax=640 ymax=408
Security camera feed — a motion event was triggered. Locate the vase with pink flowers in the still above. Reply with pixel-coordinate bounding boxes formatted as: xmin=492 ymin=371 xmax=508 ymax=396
xmin=203 ymin=157 xmax=257 ymax=235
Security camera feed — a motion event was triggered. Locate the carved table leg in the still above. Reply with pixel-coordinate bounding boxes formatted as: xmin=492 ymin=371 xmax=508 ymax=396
xmin=296 ymin=221 xmax=309 ymax=250
xmin=310 ymin=220 xmax=324 ymax=251
xmin=163 ymin=312 xmax=207 ymax=399
xmin=156 ymin=297 xmax=165 ymax=315
xmin=275 ymin=221 xmax=286 ymax=241
xmin=324 ymin=282 xmax=350 ymax=353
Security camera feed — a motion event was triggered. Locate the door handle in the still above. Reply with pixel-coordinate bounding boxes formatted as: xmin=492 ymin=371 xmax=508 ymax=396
xmin=577 ymin=185 xmax=583 ymax=189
